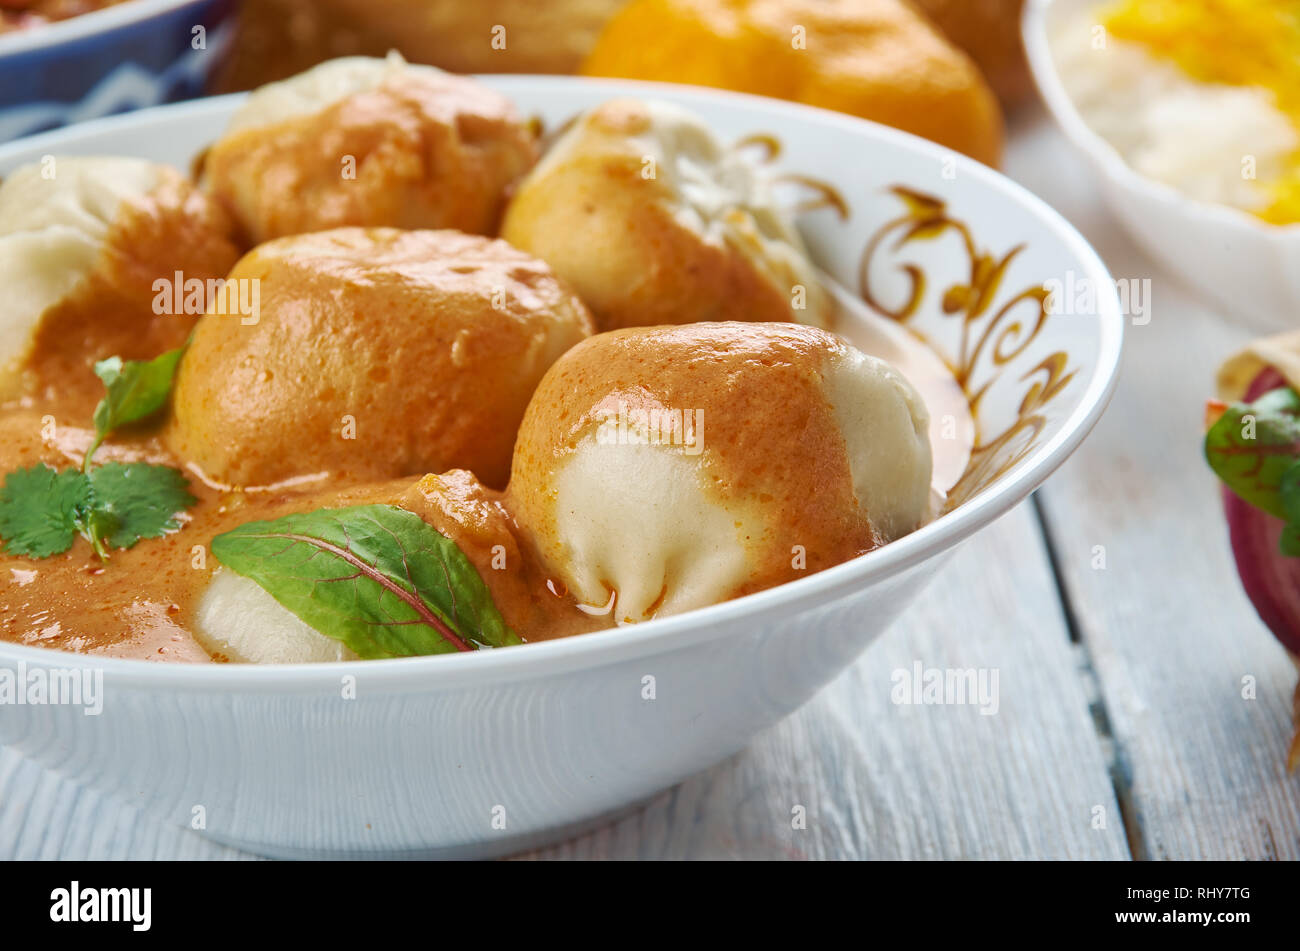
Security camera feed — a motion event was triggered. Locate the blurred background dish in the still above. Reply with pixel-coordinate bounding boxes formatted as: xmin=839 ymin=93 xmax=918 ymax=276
xmin=216 ymin=0 xmax=1028 ymax=167
xmin=1 ymin=1 xmax=132 ymax=33
xmin=578 ymin=0 xmax=1004 ymax=166
xmin=216 ymin=0 xmax=627 ymax=84
xmin=0 ymin=0 xmax=235 ymax=142
xmin=1024 ymin=0 xmax=1300 ymax=331
xmin=4 ymin=0 xmax=1040 ymax=163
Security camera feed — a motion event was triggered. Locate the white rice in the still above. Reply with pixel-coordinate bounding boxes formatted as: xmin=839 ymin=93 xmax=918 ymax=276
xmin=1050 ymin=8 xmax=1297 ymax=214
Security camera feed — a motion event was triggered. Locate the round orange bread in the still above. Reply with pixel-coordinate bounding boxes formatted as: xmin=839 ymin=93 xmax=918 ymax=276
xmin=581 ymin=0 xmax=1003 ymax=167
xmin=912 ymin=0 xmax=1033 ymax=110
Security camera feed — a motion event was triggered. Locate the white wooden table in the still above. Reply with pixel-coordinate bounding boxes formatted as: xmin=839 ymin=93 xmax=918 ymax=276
xmin=3 ymin=111 xmax=1298 ymax=861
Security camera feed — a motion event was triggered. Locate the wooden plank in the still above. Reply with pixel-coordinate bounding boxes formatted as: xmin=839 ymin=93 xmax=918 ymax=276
xmin=0 ymin=747 xmax=248 ymax=860
xmin=1009 ymin=113 xmax=1300 ymax=859
xmin=0 ymin=506 xmax=1125 ymax=859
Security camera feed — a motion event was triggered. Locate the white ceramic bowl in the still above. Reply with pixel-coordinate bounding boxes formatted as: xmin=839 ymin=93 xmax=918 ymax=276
xmin=0 ymin=78 xmax=1123 ymax=858
xmin=1023 ymin=0 xmax=1300 ymax=332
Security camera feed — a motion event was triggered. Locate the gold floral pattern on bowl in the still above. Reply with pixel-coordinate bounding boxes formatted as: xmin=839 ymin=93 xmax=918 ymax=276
xmin=859 ymin=186 xmax=1077 ymax=511
xmin=741 ymin=134 xmax=1079 ymax=511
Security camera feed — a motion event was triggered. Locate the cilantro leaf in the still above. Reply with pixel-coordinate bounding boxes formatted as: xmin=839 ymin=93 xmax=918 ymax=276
xmin=0 ymin=464 xmax=92 ymax=558
xmin=211 ymin=504 xmax=524 ymax=658
xmin=88 ymin=462 xmax=196 ymax=550
xmin=0 ymin=343 xmax=197 ymax=562
xmin=1204 ymin=386 xmax=1300 ymax=521
xmin=0 ymin=461 xmax=196 ymax=560
xmin=85 ymin=345 xmax=187 ymax=471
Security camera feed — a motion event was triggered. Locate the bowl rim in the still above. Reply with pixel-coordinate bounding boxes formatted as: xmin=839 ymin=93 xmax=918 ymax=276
xmin=1021 ymin=0 xmax=1300 ymax=239
xmin=0 ymin=0 xmax=216 ymax=58
xmin=0 ymin=76 xmax=1126 ymax=690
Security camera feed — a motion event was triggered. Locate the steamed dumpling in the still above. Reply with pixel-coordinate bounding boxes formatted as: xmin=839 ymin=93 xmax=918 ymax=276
xmin=166 ymin=228 xmax=593 ymax=489
xmin=0 ymin=156 xmax=239 ymax=413
xmin=194 ymin=470 xmax=573 ymax=663
xmin=508 ymin=322 xmax=931 ymax=623
xmin=198 ymin=568 xmax=362 ymax=664
xmin=203 ymin=54 xmax=539 ymax=245
xmin=501 ymin=98 xmax=833 ymax=331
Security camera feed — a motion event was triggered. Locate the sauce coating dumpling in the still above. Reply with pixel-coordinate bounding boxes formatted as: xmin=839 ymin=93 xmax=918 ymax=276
xmin=508 ymin=322 xmax=931 ymax=624
xmin=0 ymin=156 xmax=239 ymax=414
xmin=166 ymin=228 xmax=594 ymax=488
xmin=203 ymin=54 xmax=539 ymax=245
xmin=500 ymin=98 xmax=833 ymax=332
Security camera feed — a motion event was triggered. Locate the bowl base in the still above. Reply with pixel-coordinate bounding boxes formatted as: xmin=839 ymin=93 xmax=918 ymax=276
xmin=196 ymin=795 xmax=662 ymax=860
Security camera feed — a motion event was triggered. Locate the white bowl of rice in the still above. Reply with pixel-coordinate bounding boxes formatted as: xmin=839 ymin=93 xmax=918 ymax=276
xmin=1023 ymin=0 xmax=1300 ymax=331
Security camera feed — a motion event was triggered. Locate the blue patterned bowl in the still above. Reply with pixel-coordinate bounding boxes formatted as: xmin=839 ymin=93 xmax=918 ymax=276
xmin=0 ymin=0 xmax=235 ymax=143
